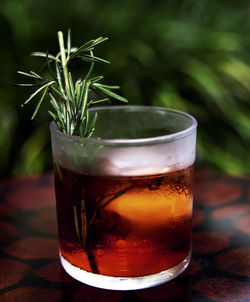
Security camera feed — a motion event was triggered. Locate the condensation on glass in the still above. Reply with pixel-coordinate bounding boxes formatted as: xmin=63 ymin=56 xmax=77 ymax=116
xmin=50 ymin=106 xmax=197 ymax=290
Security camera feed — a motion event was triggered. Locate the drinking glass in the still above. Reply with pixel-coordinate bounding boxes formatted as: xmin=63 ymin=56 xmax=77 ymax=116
xmin=50 ymin=105 xmax=197 ymax=290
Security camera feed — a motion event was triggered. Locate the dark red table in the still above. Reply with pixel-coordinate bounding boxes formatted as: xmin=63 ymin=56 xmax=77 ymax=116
xmin=0 ymin=170 xmax=249 ymax=301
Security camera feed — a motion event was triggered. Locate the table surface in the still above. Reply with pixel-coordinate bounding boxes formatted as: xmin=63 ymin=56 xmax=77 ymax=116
xmin=0 ymin=170 xmax=249 ymax=302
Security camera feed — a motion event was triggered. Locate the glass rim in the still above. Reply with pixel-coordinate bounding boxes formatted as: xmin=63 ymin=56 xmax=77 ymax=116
xmin=50 ymin=105 xmax=197 ymax=146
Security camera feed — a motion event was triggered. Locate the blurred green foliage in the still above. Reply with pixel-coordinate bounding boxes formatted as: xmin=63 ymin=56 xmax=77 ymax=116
xmin=1 ymin=0 xmax=250 ymax=178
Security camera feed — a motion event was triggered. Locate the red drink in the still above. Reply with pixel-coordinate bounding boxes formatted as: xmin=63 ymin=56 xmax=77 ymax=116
xmin=54 ymin=162 xmax=194 ymax=277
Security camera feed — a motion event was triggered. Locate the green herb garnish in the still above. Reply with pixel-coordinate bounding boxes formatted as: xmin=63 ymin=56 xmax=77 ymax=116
xmin=18 ymin=29 xmax=128 ymax=137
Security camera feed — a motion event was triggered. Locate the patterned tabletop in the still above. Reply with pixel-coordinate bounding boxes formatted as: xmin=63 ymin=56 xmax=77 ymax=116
xmin=0 ymin=170 xmax=249 ymax=302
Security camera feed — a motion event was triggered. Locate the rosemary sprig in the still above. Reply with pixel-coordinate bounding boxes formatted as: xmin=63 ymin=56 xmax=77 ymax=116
xmin=74 ymin=198 xmax=99 ymax=273
xmin=18 ymin=29 xmax=128 ymax=137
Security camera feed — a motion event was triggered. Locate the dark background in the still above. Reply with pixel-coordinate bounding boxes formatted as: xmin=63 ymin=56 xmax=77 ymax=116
xmin=1 ymin=0 xmax=250 ymax=179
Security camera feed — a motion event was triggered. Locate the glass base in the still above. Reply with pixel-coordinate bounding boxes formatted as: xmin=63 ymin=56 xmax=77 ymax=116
xmin=59 ymin=252 xmax=191 ymax=290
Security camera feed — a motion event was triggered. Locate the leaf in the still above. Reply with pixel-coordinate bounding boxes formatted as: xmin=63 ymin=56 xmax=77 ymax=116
xmin=87 ymin=128 xmax=95 ymax=138
xmin=75 ymin=80 xmax=82 ymax=107
xmin=85 ymin=62 xmax=94 ymax=81
xmin=217 ymin=56 xmax=250 ymax=92
xmin=65 ymin=86 xmax=72 ymax=102
xmin=181 ymin=57 xmax=229 ymax=111
xmin=30 ymin=71 xmax=43 ymax=79
xmin=67 ymin=28 xmax=71 ymax=60
xmin=93 ymin=83 xmax=128 ymax=103
xmin=50 ymin=86 xmax=64 ymax=98
xmin=22 ymin=81 xmax=55 ymax=106
xmin=93 ymin=83 xmax=120 ymax=90
xmin=78 ymin=80 xmax=86 ymax=108
xmin=31 ymin=52 xmax=60 ymax=62
xmin=45 ymin=51 xmax=57 ymax=82
xmin=31 ymin=86 xmax=49 ymax=119
xmin=75 ymin=116 xmax=86 ymax=136
xmin=80 ymin=199 xmax=87 ymax=248
xmin=66 ymin=110 xmax=70 ymax=134
xmin=89 ymin=112 xmax=97 ymax=129
xmin=49 ymin=92 xmax=60 ymax=112
xmin=80 ymin=81 xmax=90 ymax=120
xmin=67 ymin=37 xmax=108 ymax=63
xmin=88 ymin=98 xmax=109 ymax=105
xmin=16 ymin=83 xmax=41 ymax=87
xmin=48 ymin=110 xmax=57 ymax=120
xmin=49 ymin=95 xmax=66 ymax=132
xmin=83 ymin=109 xmax=90 ymax=136
xmin=17 ymin=71 xmax=42 ymax=80
xmin=79 ymin=54 xmax=110 ymax=64
xmin=90 ymin=76 xmax=104 ymax=83
xmin=68 ymin=72 xmax=75 ymax=100
xmin=74 ymin=205 xmax=81 ymax=243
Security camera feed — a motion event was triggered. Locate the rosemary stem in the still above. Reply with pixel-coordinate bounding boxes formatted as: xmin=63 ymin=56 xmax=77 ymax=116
xmin=58 ymin=31 xmax=71 ymax=113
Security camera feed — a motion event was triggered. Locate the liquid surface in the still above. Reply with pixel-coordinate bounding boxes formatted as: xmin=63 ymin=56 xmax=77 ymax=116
xmin=54 ymin=163 xmax=194 ymax=277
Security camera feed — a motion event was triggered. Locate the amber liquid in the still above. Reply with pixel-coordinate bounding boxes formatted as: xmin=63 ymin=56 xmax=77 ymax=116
xmin=54 ymin=163 xmax=193 ymax=277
